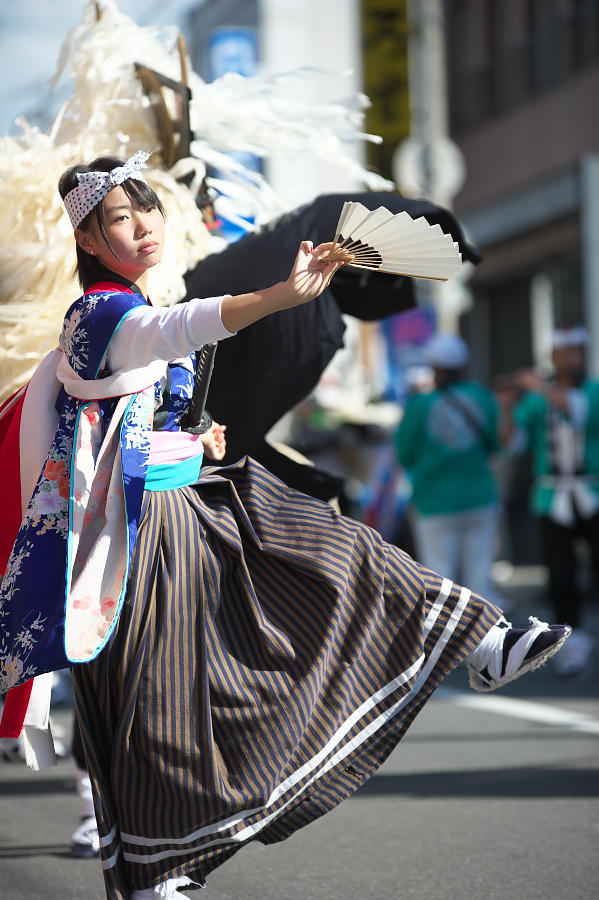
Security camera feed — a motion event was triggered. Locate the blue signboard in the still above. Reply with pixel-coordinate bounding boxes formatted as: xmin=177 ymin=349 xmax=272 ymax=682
xmin=208 ymin=27 xmax=258 ymax=80
xmin=207 ymin=27 xmax=261 ymax=242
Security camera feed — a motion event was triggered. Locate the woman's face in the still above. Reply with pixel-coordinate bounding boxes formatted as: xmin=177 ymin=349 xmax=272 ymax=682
xmin=75 ymin=185 xmax=165 ymax=285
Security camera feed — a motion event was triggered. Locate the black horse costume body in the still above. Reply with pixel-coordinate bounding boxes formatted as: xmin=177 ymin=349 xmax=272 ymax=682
xmin=184 ymin=192 xmax=480 ymax=498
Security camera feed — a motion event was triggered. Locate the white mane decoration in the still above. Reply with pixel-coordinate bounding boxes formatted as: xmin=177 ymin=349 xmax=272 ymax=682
xmin=0 ymin=0 xmax=390 ymax=400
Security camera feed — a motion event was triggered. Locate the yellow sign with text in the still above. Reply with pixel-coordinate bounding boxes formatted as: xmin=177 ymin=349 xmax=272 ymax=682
xmin=361 ymin=0 xmax=410 ymax=180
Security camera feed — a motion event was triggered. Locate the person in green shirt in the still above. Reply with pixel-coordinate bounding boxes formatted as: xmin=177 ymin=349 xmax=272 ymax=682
xmin=396 ymin=333 xmax=502 ymax=606
xmin=501 ymin=326 xmax=597 ymax=676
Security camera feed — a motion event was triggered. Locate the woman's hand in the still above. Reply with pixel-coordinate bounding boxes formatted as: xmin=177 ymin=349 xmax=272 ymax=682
xmin=283 ymin=241 xmax=344 ymax=308
xmin=514 ymin=368 xmax=546 ymax=394
xmin=201 ymin=422 xmax=227 ymax=461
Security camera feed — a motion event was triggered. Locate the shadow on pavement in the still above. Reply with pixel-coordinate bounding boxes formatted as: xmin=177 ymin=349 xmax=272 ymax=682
xmin=0 ymin=776 xmax=75 ymax=796
xmin=0 ymin=845 xmax=73 ymax=858
xmin=404 ymin=729 xmax=598 ymax=742
xmin=355 ymin=765 xmax=599 ymax=798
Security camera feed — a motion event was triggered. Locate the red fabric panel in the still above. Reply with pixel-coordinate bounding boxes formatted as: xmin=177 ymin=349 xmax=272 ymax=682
xmin=86 ymin=281 xmax=134 ymax=294
xmin=0 ymin=386 xmax=26 ymax=574
xmin=0 ymin=681 xmax=34 ymax=738
xmin=0 ymin=385 xmax=34 ymax=738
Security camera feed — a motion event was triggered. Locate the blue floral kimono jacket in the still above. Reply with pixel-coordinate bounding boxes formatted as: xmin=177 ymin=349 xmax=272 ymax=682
xmin=0 ymin=283 xmax=196 ymax=695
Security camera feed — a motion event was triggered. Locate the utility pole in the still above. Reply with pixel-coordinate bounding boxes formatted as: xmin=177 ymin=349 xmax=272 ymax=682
xmin=581 ymin=155 xmax=599 ymax=378
xmin=393 ymin=0 xmax=468 ymax=334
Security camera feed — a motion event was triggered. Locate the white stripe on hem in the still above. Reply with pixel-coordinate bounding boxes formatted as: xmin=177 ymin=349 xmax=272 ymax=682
xmin=101 ymin=843 xmax=121 ymax=871
xmin=99 ymin=823 xmax=119 ymax=848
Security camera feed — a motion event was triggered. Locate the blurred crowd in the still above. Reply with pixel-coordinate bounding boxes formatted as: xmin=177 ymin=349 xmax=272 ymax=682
xmin=397 ymin=325 xmax=597 ymax=678
xmin=297 ymin=322 xmax=598 ymax=682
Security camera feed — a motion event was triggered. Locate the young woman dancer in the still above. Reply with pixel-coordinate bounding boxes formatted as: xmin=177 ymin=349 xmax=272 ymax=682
xmin=0 ymin=153 xmax=570 ymax=899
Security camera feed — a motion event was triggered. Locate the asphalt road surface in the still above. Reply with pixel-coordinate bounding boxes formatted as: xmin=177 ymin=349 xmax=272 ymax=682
xmin=1 ymin=582 xmax=598 ymax=900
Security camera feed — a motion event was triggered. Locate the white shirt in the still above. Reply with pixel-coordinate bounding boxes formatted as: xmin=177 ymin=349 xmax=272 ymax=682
xmin=107 ymin=295 xmax=235 ymax=372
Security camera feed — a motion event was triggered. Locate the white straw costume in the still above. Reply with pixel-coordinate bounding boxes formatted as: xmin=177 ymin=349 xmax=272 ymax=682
xmin=0 ymin=0 xmax=391 ymax=403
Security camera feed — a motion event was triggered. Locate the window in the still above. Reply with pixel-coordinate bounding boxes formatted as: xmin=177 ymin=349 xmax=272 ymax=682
xmin=446 ymin=0 xmax=599 ymax=134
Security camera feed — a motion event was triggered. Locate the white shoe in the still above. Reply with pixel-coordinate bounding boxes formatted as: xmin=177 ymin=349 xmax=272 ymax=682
xmin=467 ymin=616 xmax=572 ymax=692
xmin=0 ymin=736 xmax=25 ymax=762
xmin=130 ymin=876 xmax=193 ymax=899
xmin=553 ymin=628 xmax=595 ymax=677
xmin=71 ymin=815 xmax=100 ymax=858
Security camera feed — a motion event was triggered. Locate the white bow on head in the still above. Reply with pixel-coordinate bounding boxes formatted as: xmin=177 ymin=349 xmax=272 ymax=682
xmin=63 ymin=150 xmax=151 ymax=229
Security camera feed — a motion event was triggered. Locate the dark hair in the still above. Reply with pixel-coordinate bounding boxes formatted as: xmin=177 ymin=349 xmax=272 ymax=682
xmin=58 ymin=156 xmax=165 ymax=290
xmin=435 ymin=369 xmax=462 ymax=388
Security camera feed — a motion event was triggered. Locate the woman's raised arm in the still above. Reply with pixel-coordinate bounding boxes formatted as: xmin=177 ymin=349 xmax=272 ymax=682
xmin=107 ymin=242 xmax=342 ymax=372
xmin=220 ymin=241 xmax=341 ymax=333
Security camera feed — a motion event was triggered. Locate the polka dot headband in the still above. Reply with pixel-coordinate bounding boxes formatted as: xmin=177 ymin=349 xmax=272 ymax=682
xmin=63 ymin=150 xmax=151 ymax=229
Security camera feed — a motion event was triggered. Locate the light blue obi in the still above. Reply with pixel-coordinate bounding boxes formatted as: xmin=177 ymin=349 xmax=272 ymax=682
xmin=145 ymin=451 xmax=204 ymax=491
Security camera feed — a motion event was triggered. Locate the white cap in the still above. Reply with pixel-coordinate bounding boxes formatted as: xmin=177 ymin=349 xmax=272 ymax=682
xmin=424 ymin=333 xmax=469 ymax=369
xmin=552 ymin=326 xmax=588 ymax=348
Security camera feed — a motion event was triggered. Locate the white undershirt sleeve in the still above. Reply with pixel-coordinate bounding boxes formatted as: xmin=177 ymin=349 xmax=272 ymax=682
xmin=508 ymin=425 xmax=528 ymax=456
xmin=106 ymin=296 xmax=236 ymax=371
xmin=566 ymin=388 xmax=589 ymax=428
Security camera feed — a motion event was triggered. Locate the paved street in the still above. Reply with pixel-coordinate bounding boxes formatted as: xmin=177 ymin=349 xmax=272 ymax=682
xmin=1 ymin=570 xmax=598 ymax=900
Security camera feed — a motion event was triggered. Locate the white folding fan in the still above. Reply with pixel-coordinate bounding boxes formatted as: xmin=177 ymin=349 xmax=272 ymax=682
xmin=324 ymin=201 xmax=462 ymax=280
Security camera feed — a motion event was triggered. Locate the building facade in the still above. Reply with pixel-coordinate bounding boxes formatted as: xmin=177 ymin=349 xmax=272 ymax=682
xmin=185 ymin=1 xmax=599 ymax=382
xmin=445 ymin=0 xmax=599 ymax=380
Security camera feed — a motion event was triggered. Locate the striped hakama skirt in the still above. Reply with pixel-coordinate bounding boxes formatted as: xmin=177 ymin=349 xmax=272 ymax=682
xmin=72 ymin=457 xmax=501 ymax=898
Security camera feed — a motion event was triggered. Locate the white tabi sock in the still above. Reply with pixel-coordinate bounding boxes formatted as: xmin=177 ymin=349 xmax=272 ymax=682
xmin=130 ymin=876 xmax=196 ymax=899
xmin=464 ymin=615 xmax=511 ymax=673
xmin=76 ymin=766 xmax=95 ymax=819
